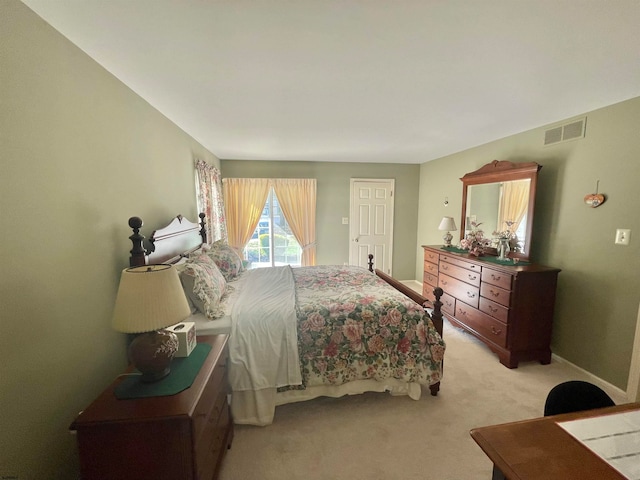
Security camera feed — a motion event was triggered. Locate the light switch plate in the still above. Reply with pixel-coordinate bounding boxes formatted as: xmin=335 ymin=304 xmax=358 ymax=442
xmin=342 ymin=217 xmax=349 ymax=224
xmin=615 ymin=229 xmax=631 ymax=245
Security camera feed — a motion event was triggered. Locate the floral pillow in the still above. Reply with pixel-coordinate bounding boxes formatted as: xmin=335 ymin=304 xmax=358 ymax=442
xmin=206 ymin=240 xmax=245 ymax=281
xmin=180 ymin=254 xmax=227 ymax=319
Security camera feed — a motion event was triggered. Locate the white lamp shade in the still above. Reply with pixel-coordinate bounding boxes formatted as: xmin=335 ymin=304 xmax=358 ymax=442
xmin=438 ymin=216 xmax=457 ymax=231
xmin=112 ymin=264 xmax=191 ymax=333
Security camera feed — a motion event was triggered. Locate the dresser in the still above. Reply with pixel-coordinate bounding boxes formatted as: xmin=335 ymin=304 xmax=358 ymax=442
xmin=70 ymin=335 xmax=233 ymax=480
xmin=423 ymin=246 xmax=560 ymax=368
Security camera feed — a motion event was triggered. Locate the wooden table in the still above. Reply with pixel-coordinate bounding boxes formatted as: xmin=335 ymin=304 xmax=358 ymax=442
xmin=470 ymin=403 xmax=640 ymax=480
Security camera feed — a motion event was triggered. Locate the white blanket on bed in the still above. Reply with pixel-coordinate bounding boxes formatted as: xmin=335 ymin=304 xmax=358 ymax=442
xmin=228 ymin=266 xmax=302 ymax=392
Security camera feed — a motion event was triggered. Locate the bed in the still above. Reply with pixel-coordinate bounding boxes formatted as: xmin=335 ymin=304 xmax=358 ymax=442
xmin=127 ymin=214 xmax=445 ymax=426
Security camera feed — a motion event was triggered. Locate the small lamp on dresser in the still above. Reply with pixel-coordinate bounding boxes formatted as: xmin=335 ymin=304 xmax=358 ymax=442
xmin=438 ymin=216 xmax=457 ymax=247
xmin=112 ymin=264 xmax=190 ymax=382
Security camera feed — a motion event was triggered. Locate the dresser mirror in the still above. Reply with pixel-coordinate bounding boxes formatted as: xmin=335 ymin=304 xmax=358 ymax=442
xmin=460 ymin=160 xmax=541 ymax=260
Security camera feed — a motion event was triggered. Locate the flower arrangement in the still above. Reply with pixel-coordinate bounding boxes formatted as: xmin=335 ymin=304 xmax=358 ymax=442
xmin=492 ymin=221 xmax=519 ymax=253
xmin=460 ymin=221 xmax=491 ymax=256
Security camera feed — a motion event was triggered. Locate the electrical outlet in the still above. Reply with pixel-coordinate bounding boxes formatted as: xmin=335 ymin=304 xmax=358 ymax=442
xmin=342 ymin=217 xmax=349 ymax=225
xmin=615 ymin=229 xmax=631 ymax=245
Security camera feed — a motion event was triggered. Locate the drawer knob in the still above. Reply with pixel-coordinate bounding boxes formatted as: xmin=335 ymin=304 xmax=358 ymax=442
xmin=468 ymin=274 xmax=477 ymax=281
xmin=442 ymin=265 xmax=449 ymax=270
xmin=466 ymin=292 xmax=476 ymax=299
xmin=492 ymin=274 xmax=501 ymax=281
xmin=490 ymin=326 xmax=502 ymax=335
xmin=489 ymin=306 xmax=498 ymax=313
xmin=490 ymin=290 xmax=499 ymax=298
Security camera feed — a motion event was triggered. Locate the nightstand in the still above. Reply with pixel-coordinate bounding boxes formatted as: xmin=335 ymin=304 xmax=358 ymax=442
xmin=70 ymin=335 xmax=233 ymax=480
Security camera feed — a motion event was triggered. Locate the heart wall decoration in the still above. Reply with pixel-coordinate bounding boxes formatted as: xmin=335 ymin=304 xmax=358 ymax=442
xmin=584 ymin=180 xmax=606 ymax=208
xmin=584 ymin=193 xmax=605 ymax=208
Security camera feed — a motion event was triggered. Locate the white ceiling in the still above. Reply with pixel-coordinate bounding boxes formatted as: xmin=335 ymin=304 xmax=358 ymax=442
xmin=21 ymin=0 xmax=640 ymax=164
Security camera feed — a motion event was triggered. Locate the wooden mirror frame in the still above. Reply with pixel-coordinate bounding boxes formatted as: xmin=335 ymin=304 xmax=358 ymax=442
xmin=460 ymin=160 xmax=541 ymax=260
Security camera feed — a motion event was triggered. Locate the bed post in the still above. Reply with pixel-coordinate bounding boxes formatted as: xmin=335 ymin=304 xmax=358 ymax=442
xmin=428 ymin=286 xmax=444 ymax=397
xmin=367 ymin=254 xmax=374 ymax=272
xmin=128 ymin=216 xmax=147 ymax=267
xmin=198 ymin=212 xmax=207 ymax=244
xmin=430 ymin=287 xmax=444 ymax=337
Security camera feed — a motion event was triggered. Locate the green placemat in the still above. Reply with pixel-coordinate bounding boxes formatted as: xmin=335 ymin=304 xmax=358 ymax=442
xmin=480 ymin=255 xmax=530 ymax=266
xmin=439 ymin=246 xmax=468 ymax=254
xmin=439 ymin=246 xmax=530 ymax=266
xmin=114 ymin=343 xmax=212 ymax=399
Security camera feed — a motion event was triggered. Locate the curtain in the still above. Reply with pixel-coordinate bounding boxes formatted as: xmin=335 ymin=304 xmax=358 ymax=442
xmin=195 ymin=159 xmax=227 ymax=242
xmin=272 ymin=178 xmax=317 ymax=266
xmin=223 ymin=178 xmax=270 ymax=256
xmin=498 ymin=180 xmax=530 ymax=233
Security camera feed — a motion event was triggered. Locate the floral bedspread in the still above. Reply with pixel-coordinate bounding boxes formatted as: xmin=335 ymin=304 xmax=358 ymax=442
xmin=290 ymin=265 xmax=445 ymax=389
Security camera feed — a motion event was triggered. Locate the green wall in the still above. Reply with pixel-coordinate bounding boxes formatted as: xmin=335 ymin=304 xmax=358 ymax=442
xmin=1 ymin=2 xmax=219 ymax=477
xmin=220 ymin=160 xmax=421 ymax=279
xmin=417 ymin=97 xmax=640 ymax=390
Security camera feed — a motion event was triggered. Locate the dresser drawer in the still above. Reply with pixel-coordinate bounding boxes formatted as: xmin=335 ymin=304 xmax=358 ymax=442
xmin=482 ymin=267 xmax=513 ymax=291
xmin=424 ymin=249 xmax=440 ymax=264
xmin=456 ymin=302 xmax=507 ymax=348
xmin=439 ymin=273 xmax=480 ymax=309
xmin=480 ymin=297 xmax=509 ymax=323
xmin=440 ymin=254 xmax=482 ymax=274
xmin=441 ymin=291 xmax=455 ymax=316
xmin=439 ymin=261 xmax=481 ymax=287
xmin=423 ymin=271 xmax=438 ymax=288
xmin=424 ymin=261 xmax=439 ymax=276
xmin=480 ymin=282 xmax=511 ymax=308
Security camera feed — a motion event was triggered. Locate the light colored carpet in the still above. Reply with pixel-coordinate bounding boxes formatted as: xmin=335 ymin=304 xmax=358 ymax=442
xmin=219 ymin=318 xmax=624 ymax=480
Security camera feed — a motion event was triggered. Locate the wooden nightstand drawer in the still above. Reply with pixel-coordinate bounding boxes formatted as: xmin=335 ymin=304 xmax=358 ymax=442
xmin=195 ymin=385 xmax=229 ymax=476
xmin=72 ymin=335 xmax=233 ymax=480
xmin=193 ymin=363 xmax=226 ymax=441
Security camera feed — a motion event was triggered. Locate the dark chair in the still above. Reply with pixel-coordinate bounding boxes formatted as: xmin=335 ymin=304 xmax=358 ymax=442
xmin=543 ymin=380 xmax=615 ymax=416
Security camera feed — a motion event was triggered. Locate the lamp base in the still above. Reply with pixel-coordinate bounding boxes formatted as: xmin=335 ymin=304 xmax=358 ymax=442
xmin=443 ymin=231 xmax=453 ymax=247
xmin=128 ymin=330 xmax=179 ymax=383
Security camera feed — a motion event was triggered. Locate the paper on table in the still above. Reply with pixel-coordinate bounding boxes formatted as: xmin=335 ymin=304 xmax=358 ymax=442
xmin=558 ymin=410 xmax=640 ymax=480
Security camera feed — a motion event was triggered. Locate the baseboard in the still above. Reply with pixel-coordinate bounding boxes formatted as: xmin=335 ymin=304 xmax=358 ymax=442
xmin=399 ymin=279 xmax=422 ymax=295
xmin=402 ymin=280 xmax=630 ymax=403
xmin=550 ymin=353 xmax=628 ymax=404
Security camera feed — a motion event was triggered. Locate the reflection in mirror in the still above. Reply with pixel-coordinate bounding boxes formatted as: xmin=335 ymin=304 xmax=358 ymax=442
xmin=460 ymin=160 xmax=541 ymax=260
xmin=465 ymin=179 xmax=531 ymax=253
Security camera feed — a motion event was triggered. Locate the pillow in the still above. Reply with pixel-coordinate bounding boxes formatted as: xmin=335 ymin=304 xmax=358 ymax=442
xmin=174 ymin=262 xmax=197 ymax=314
xmin=180 ymin=254 xmax=227 ymax=319
xmin=206 ymin=240 xmax=245 ymax=281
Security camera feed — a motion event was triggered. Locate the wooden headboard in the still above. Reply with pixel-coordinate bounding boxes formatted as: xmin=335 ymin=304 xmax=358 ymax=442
xmin=128 ymin=213 xmax=207 ymax=267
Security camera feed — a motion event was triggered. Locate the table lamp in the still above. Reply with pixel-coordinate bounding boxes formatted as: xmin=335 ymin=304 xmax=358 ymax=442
xmin=438 ymin=216 xmax=457 ymax=247
xmin=112 ymin=264 xmax=191 ymax=382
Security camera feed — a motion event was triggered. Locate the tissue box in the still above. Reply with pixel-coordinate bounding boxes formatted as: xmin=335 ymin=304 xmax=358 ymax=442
xmin=166 ymin=322 xmax=196 ymax=357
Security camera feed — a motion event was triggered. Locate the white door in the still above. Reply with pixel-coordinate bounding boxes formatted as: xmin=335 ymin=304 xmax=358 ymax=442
xmin=349 ymin=179 xmax=394 ymax=274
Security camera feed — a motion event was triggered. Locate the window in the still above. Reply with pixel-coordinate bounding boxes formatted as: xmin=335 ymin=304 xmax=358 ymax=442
xmin=244 ymin=189 xmax=302 ymax=268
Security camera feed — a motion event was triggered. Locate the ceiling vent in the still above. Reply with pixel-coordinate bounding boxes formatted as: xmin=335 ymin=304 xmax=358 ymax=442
xmin=544 ymin=117 xmax=586 ymax=146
